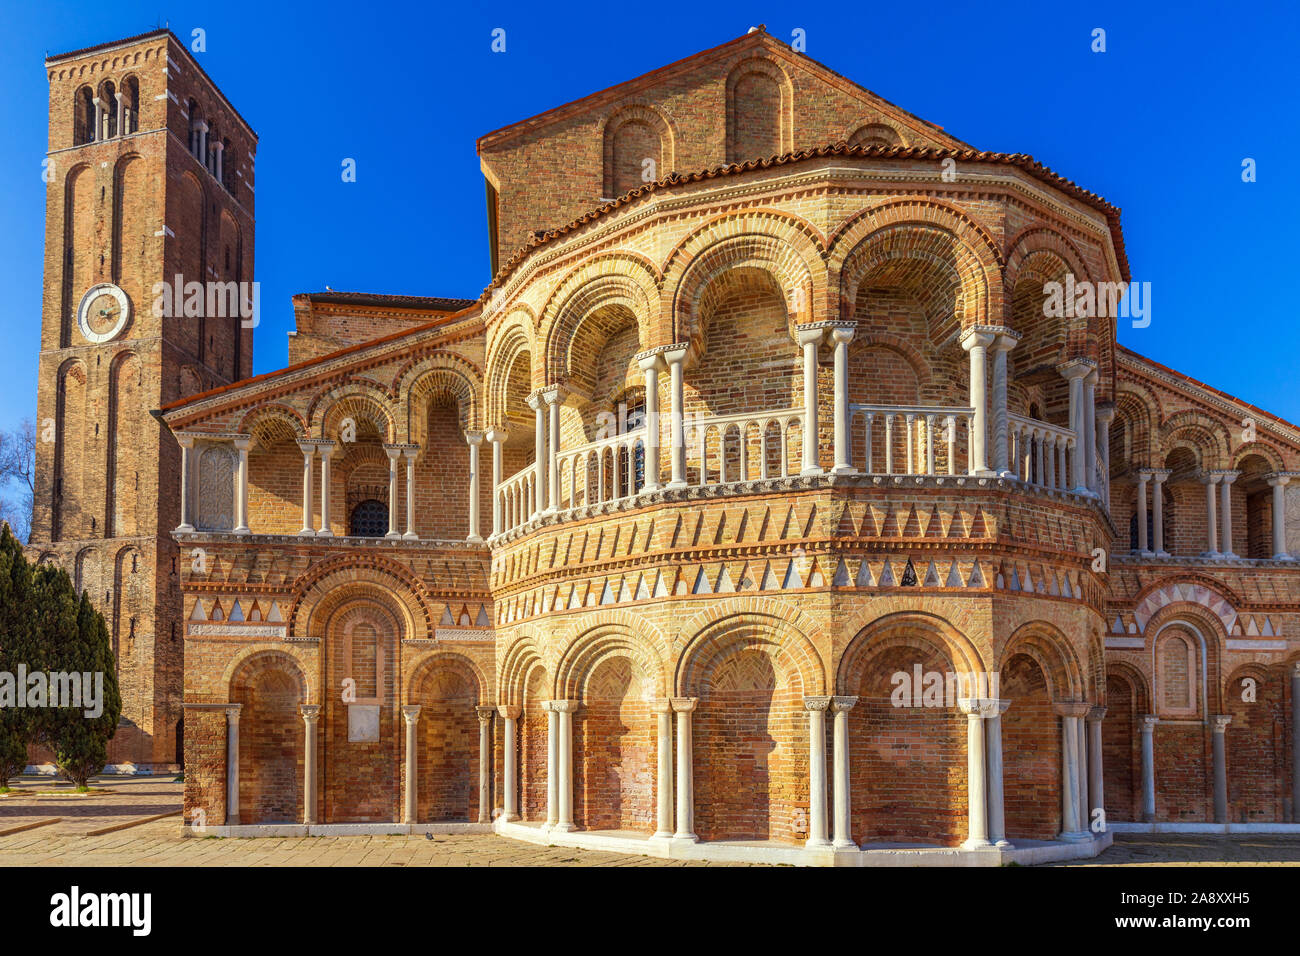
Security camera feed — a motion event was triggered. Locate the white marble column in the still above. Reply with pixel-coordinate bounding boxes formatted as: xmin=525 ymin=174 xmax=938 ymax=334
xmin=403 ymin=447 xmax=418 ymax=540
xmin=527 ymin=391 xmax=547 ymax=518
xmin=317 ymin=442 xmax=336 ymax=536
xmin=1056 ymin=702 xmax=1089 ymax=840
xmin=1136 ymin=469 xmax=1151 ymax=554
xmin=1202 ymin=471 xmax=1221 ymax=557
xmin=671 ymin=697 xmax=698 ymax=842
xmin=553 ymin=700 xmax=577 ymax=832
xmin=543 ymin=701 xmax=558 ymax=829
xmin=1268 ymin=474 xmax=1293 ymax=560
xmin=1218 ymin=470 xmax=1239 ymax=558
xmin=986 ymin=699 xmax=1011 ymax=847
xmin=487 ymin=429 xmax=506 ymax=537
xmin=1151 ymin=469 xmax=1171 ymax=557
xmin=804 ymin=697 xmax=831 ymax=849
xmin=830 ymin=696 xmax=857 ymax=849
xmin=1083 ymin=368 xmax=1098 ymax=493
xmin=465 ymin=431 xmax=483 ymax=542
xmin=960 ymin=698 xmax=991 ymax=849
xmin=991 ymin=330 xmax=1019 ymax=476
xmin=213 ymin=140 xmax=224 ymax=183
xmin=176 ymin=434 xmax=196 ymax=532
xmin=637 ymin=351 xmax=664 ymax=492
xmin=795 ymin=324 xmax=825 ymax=476
xmin=544 ymin=387 xmax=562 ymax=512
xmin=1140 ymin=714 xmax=1158 ymax=822
xmin=1211 ymin=715 xmax=1231 ymax=824
xmin=232 ymin=437 xmax=251 ymax=535
xmin=664 ymin=346 xmax=688 ymax=488
xmin=301 ymin=705 xmax=319 ymax=825
xmin=114 ymin=94 xmax=124 ymax=138
xmin=499 ymin=705 xmax=520 ymax=821
xmin=1057 ymin=360 xmax=1093 ymax=493
xmin=225 ymin=704 xmax=241 ymax=825
xmin=402 ymin=704 xmax=421 ymax=825
xmin=961 ymin=328 xmax=996 ymax=475
xmin=1087 ymin=706 xmax=1106 ymax=833
xmin=296 ymin=440 xmax=316 ymax=536
xmin=383 ymin=445 xmax=402 ymax=539
xmin=1096 ymin=403 xmax=1114 ymax=509
xmin=651 ymin=699 xmax=674 ymax=839
xmin=830 ymin=325 xmax=856 ymax=475
xmin=476 ymin=706 xmax=493 ymax=824
xmin=93 ymin=98 xmax=104 ymax=142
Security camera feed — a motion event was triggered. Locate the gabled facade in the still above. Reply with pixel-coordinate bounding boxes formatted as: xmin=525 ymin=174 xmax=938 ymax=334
xmin=104 ymin=27 xmax=1300 ymax=862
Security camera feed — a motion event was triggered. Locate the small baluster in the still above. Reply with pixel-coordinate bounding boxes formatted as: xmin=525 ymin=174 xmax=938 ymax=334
xmin=946 ymin=414 xmax=957 ymax=476
xmin=925 ymin=414 xmax=936 ymax=476
xmin=885 ymin=414 xmax=895 ymax=474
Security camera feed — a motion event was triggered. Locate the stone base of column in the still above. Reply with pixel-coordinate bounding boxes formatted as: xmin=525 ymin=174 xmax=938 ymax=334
xmin=649 ymin=830 xmax=674 ymax=842
xmin=830 ymin=465 xmax=857 ymax=476
xmin=961 ymin=836 xmax=994 ymax=850
xmin=831 ymin=837 xmax=857 ymax=851
xmin=466 ymin=534 xmax=483 ymax=544
xmin=234 ymin=525 xmax=250 ymax=536
xmin=316 ymin=528 xmax=333 ymax=538
xmin=1200 ymin=550 xmax=1222 ymax=560
xmin=299 ymin=528 xmax=315 ymax=537
xmin=671 ymin=832 xmax=698 ymax=845
xmin=993 ymin=838 xmax=1012 ymax=848
xmin=1058 ymin=829 xmax=1091 ymax=843
xmin=551 ymin=822 xmax=575 ymax=833
xmin=641 ymin=481 xmax=661 ymax=493
xmin=175 ymin=523 xmax=196 ymax=534
xmin=402 ymin=531 xmax=418 ymax=541
xmin=385 ymin=531 xmax=402 ymax=540
xmin=805 ymin=836 xmax=832 ymax=850
xmin=665 ymin=480 xmax=687 ymax=491
xmin=502 ymin=811 xmax=520 ymax=823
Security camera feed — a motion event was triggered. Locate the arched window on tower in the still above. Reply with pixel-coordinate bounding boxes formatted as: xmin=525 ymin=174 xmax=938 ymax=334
xmin=121 ymin=76 xmax=140 ymax=135
xmin=98 ymin=81 xmax=118 ymax=139
xmin=349 ymin=499 xmax=388 ymax=537
xmin=74 ymin=87 xmax=95 ymax=145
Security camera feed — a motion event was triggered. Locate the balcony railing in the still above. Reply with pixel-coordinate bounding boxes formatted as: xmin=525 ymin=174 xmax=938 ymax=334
xmin=684 ymin=407 xmax=805 ymax=485
xmin=557 ymin=426 xmax=648 ymax=510
xmin=497 ymin=465 xmax=535 ymax=534
xmin=1008 ymin=413 xmax=1076 ymax=490
xmin=848 ymin=403 xmax=974 ymax=476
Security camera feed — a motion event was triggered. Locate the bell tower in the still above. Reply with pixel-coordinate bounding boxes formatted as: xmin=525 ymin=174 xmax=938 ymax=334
xmin=30 ymin=30 xmax=257 ymax=769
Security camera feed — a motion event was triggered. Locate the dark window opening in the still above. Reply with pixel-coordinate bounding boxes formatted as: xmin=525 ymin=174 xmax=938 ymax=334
xmin=349 ymin=499 xmax=388 ymax=537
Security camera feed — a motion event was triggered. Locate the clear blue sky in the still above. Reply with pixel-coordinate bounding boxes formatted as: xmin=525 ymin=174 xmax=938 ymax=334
xmin=1 ymin=0 xmax=1297 ymax=436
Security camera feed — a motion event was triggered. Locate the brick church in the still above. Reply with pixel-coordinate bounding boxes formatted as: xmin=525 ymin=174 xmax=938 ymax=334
xmin=29 ymin=26 xmax=1300 ymax=864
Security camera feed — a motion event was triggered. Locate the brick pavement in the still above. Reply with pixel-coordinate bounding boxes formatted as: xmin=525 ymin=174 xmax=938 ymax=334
xmin=3 ymin=776 xmax=1300 ymax=865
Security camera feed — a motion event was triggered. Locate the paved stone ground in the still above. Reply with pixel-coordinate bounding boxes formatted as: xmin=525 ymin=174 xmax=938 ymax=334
xmin=3 ymin=776 xmax=1300 ymax=865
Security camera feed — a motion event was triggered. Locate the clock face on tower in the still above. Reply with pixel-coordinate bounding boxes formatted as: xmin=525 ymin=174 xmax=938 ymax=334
xmin=76 ymin=283 xmax=132 ymax=344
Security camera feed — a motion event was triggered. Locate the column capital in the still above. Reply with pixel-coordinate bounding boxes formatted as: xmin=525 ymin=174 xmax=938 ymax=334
xmin=231 ymin=434 xmax=253 ymax=452
xmin=296 ymin=438 xmax=318 ymax=456
xmin=959 ymin=326 xmax=996 ymax=351
xmin=830 ymin=695 xmax=859 ymax=713
xmin=990 ymin=328 xmax=1020 ymax=352
xmin=475 ymin=705 xmax=495 ymax=723
xmin=485 ymin=427 xmax=508 ymax=445
xmin=299 ymin=704 xmax=321 ymax=723
xmin=828 ymin=321 xmax=857 ymax=345
xmin=794 ymin=322 xmax=827 ymax=347
xmin=316 ymin=439 xmax=338 ymax=460
xmin=1210 ymin=468 xmax=1240 ymax=484
xmin=401 ymin=704 xmax=422 ymax=725
xmin=464 ymin=430 xmax=484 ymax=446
xmin=1291 ymin=661 xmax=1300 ymax=679
xmin=1148 ymin=468 xmax=1172 ymax=483
xmin=650 ymin=698 xmax=674 ymax=714
xmin=224 ymin=703 xmax=242 ymax=722
xmin=659 ymin=343 xmax=689 ymax=366
xmin=802 ymin=695 xmax=832 ymax=712
xmin=545 ymin=699 xmax=579 ymax=714
xmin=1052 ymin=701 xmax=1091 ymax=719
xmin=1266 ymin=472 xmax=1295 ymax=487
xmin=175 ymin=432 xmax=197 ymax=449
xmin=1087 ymin=705 xmax=1108 ymax=722
xmin=1211 ymin=714 xmax=1232 ymax=733
xmin=382 ymin=442 xmax=407 ymax=461
xmin=634 ymin=347 xmax=668 ymax=371
xmin=529 ymin=385 xmax=566 ymax=408
xmin=1137 ymin=468 xmax=1153 ymax=482
xmin=497 ymin=704 xmax=521 ymax=720
xmin=1095 ymin=402 xmax=1116 ymax=425
xmin=1200 ymin=470 xmax=1223 ymax=485
xmin=1055 ymin=357 xmax=1096 ymax=381
xmin=958 ymin=697 xmax=1001 ymax=717
xmin=1139 ymin=714 xmax=1160 ymax=730
xmin=670 ymin=697 xmax=698 ymax=713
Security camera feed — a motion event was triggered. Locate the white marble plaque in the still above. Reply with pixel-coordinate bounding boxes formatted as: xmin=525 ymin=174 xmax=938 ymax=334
xmin=348 ymin=704 xmax=380 ymax=742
